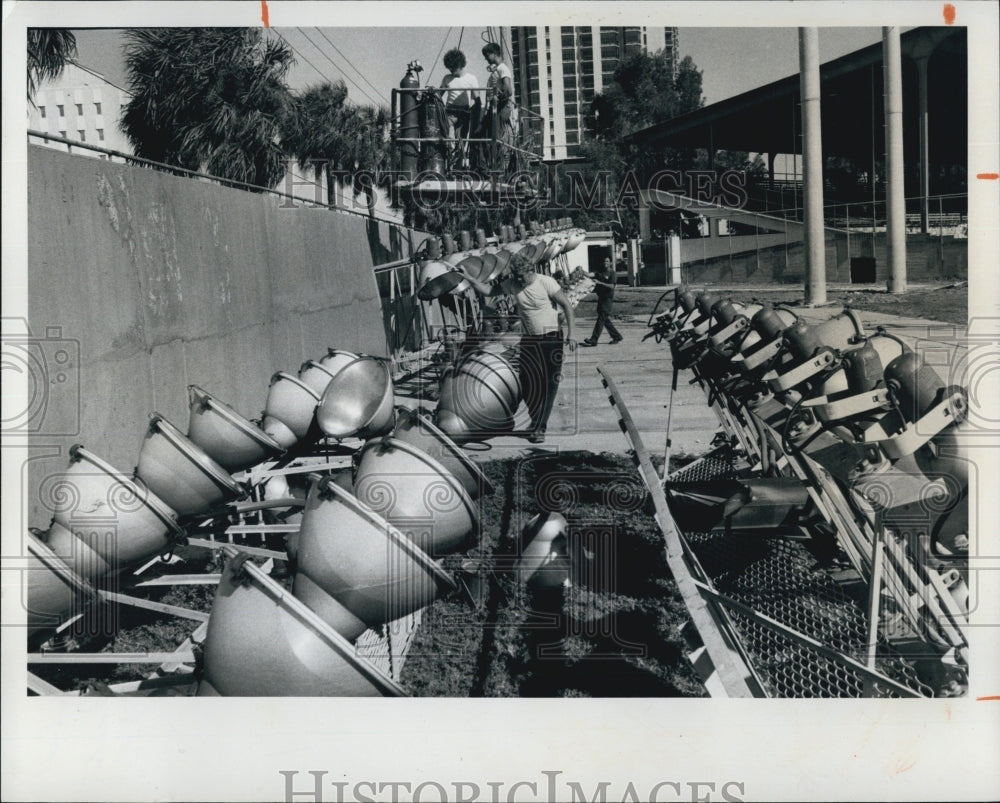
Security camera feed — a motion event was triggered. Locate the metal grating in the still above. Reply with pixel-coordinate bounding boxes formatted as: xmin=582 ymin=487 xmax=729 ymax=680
xmin=669 ymin=452 xmax=739 ymax=484
xmin=671 ymin=449 xmax=934 ymax=698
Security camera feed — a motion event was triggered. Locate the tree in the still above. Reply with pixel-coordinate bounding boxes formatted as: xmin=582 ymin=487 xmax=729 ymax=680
xmin=565 ymin=50 xmax=706 ymax=237
xmin=282 ymin=80 xmax=392 ymax=212
xmin=121 ymin=28 xmax=295 ymax=189
xmin=334 ymin=102 xmax=392 ymax=208
xmin=27 ymin=29 xmax=77 ymax=106
xmin=673 ymin=55 xmax=704 ymax=117
xmin=281 ymin=80 xmax=350 ymax=205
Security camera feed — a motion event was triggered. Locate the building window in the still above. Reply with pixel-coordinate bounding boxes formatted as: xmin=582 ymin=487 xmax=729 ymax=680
xmin=59 ymin=130 xmax=66 ymax=138
xmin=94 ymin=102 xmax=102 ymax=114
xmin=78 ymin=130 xmax=86 ymax=142
xmin=97 ymin=128 xmax=105 ymax=141
xmin=57 ymin=105 xmax=64 ymax=117
xmin=75 ymin=103 xmax=84 ymax=115
xmin=39 ymin=106 xmax=46 ymax=118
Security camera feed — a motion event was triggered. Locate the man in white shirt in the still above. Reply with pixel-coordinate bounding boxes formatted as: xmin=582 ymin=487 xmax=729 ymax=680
xmin=481 ymin=41 xmax=518 ymax=175
xmin=440 ymin=48 xmax=479 ymax=168
xmin=462 ymin=252 xmax=576 ymax=443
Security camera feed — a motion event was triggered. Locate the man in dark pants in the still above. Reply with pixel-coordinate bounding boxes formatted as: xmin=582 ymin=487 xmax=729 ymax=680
xmin=461 ymin=253 xmax=576 ymax=443
xmin=582 ymin=257 xmax=623 ymax=346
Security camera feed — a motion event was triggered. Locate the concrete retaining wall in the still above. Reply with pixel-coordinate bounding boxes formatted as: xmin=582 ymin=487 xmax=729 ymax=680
xmin=24 ymin=146 xmax=415 ymax=526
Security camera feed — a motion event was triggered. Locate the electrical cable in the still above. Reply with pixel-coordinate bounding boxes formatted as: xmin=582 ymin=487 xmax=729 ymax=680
xmin=873 ymin=327 xmax=910 ymax=353
xmin=500 ymin=27 xmax=515 ymax=69
xmin=295 ymin=27 xmax=381 ymax=107
xmin=314 ymin=28 xmax=390 ymax=103
xmin=271 ymin=29 xmax=332 ymax=85
xmin=427 ymin=27 xmax=453 ymax=85
xmin=781 ymin=395 xmax=808 ymax=457
xmin=781 ymin=360 xmax=841 ymax=457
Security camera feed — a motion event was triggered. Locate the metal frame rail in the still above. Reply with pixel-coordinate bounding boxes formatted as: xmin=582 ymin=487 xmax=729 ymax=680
xmin=691 ymin=364 xmax=968 ymax=661
xmin=391 ymin=87 xmax=545 ymax=170
xmin=597 ymin=365 xmax=756 ymax=698
xmin=26 ymin=451 xmax=413 ymax=696
xmin=26 ymin=130 xmax=419 ymax=231
xmin=598 ymin=364 xmax=925 ymax=698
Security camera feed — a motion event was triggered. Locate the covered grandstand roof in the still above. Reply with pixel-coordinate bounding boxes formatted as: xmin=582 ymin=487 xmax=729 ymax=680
xmin=627 ymin=27 xmax=966 ymax=166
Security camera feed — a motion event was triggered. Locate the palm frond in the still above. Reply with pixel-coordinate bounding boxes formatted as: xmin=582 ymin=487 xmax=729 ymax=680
xmin=27 ymin=28 xmax=77 ymax=105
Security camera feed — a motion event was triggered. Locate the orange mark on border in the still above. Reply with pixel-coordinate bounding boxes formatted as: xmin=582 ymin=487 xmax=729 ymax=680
xmin=261 ymin=0 xmax=270 ymax=27
xmin=943 ymin=4 xmax=956 ymax=24
xmin=976 ymin=695 xmax=1000 ymax=700
xmin=976 ymin=173 xmax=999 ymax=180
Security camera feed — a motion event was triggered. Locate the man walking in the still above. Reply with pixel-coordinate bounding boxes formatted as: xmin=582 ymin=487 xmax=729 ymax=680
xmin=582 ymin=257 xmax=623 ymax=346
xmin=461 ymin=253 xmax=576 ymax=443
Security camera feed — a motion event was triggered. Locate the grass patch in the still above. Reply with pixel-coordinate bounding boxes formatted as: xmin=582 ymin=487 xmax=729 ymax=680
xmin=30 ymin=554 xmax=219 ymax=692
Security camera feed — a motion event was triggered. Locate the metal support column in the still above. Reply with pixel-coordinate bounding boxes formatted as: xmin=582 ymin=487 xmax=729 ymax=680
xmin=917 ymin=55 xmax=931 ymax=234
xmin=883 ymin=27 xmax=907 ymax=294
xmin=799 ymin=27 xmax=827 ymax=305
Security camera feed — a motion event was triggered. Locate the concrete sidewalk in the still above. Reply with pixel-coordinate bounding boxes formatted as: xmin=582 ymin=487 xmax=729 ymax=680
xmin=462 ymin=300 xmax=976 ymax=465
xmin=464 ymin=317 xmax=719 ymax=464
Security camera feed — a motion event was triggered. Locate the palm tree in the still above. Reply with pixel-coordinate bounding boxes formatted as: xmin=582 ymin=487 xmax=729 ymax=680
xmin=27 ymin=29 xmax=77 ymax=106
xmin=339 ymin=103 xmax=392 ymax=211
xmin=282 ymin=80 xmax=391 ymax=212
xmin=121 ymin=28 xmax=295 ymax=189
xmin=281 ymin=80 xmax=350 ymax=205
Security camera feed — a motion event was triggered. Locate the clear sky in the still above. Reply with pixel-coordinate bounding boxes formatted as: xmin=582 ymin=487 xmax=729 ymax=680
xmin=71 ymin=26 xmax=890 ymax=108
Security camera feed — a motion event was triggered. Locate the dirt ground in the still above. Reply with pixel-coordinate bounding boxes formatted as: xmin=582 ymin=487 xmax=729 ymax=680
xmin=401 ymin=453 xmax=706 ymax=698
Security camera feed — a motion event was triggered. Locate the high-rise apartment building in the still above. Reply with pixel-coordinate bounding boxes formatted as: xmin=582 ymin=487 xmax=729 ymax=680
xmin=510 ymin=26 xmax=679 ymax=161
xmin=28 ymin=62 xmax=132 ymax=156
